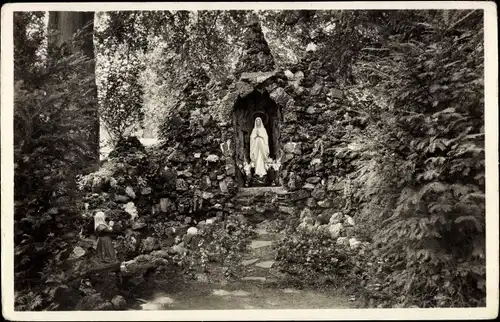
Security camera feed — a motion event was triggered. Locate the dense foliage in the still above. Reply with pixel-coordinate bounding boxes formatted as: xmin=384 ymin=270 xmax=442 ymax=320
xmin=14 ymin=12 xmax=97 ymax=310
xmin=343 ymin=10 xmax=485 ymax=307
xmin=192 ymin=215 xmax=255 ymax=279
xmin=95 ymin=13 xmax=145 ymax=145
xmin=274 ymin=223 xmax=356 ymax=288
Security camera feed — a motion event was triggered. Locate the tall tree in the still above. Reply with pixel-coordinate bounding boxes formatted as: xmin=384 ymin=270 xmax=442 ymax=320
xmin=48 ymin=12 xmax=99 ymax=169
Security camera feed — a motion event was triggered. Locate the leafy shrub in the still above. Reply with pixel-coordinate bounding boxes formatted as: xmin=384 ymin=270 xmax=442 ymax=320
xmin=187 ymin=215 xmax=256 ymax=278
xmin=274 ymin=223 xmax=355 ymax=288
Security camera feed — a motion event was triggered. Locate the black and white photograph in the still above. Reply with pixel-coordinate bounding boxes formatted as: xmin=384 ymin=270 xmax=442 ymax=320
xmin=1 ymin=2 xmax=498 ymax=320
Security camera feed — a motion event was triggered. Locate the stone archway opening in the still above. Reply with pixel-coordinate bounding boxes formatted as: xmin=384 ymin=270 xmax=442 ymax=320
xmin=233 ymin=89 xmax=282 ymax=187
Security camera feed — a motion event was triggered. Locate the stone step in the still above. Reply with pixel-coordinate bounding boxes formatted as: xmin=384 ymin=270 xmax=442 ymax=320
xmin=255 ymin=228 xmax=268 ymax=236
xmin=255 ymin=260 xmax=275 ymax=269
xmin=236 ymin=186 xmax=289 ymax=198
xmin=249 ymin=240 xmax=274 ymax=249
xmin=241 ymin=276 xmax=266 ymax=282
xmin=241 ymin=258 xmax=260 ymax=266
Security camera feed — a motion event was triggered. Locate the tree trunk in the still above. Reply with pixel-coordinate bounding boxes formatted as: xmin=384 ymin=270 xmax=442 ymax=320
xmin=48 ymin=11 xmax=100 ymax=171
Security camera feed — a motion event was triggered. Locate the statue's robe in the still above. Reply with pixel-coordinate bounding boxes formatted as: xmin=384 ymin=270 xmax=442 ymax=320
xmin=250 ymin=120 xmax=269 ymax=177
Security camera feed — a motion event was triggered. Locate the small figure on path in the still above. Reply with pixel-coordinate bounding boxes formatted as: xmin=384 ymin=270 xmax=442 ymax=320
xmin=94 ymin=211 xmax=120 ymax=266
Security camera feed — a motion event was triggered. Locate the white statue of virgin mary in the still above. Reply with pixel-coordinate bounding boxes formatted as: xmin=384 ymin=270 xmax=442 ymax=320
xmin=250 ymin=117 xmax=269 ymax=177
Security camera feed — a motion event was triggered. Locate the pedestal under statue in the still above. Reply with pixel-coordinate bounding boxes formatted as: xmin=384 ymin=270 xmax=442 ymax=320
xmin=250 ymin=117 xmax=269 ymax=178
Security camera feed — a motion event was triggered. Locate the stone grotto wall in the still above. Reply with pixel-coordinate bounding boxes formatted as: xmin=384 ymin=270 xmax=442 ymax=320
xmin=153 ymin=20 xmax=365 ymax=245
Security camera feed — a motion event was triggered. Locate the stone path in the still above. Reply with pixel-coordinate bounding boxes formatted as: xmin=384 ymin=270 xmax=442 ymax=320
xmin=135 ymin=221 xmax=358 ymax=310
xmin=238 ymin=221 xmax=279 ymax=283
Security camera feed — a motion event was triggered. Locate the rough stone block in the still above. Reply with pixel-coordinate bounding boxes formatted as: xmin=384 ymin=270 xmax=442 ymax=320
xmin=278 ymin=206 xmax=296 ymax=216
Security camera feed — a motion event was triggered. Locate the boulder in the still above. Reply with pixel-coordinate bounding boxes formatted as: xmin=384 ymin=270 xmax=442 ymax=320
xmin=328 ymin=223 xmax=343 ymax=239
xmin=278 ymin=206 xmax=296 ymax=216
xmin=111 ymin=295 xmax=127 ymax=309
xmin=110 ymin=178 xmax=118 ymax=189
xmin=336 ymin=237 xmax=349 ymax=247
xmin=125 ymin=186 xmax=136 ymax=199
xmin=115 ymin=194 xmax=129 ymax=203
xmin=303 ymin=183 xmax=315 ymax=190
xmin=298 ymin=222 xmax=308 ymax=230
xmin=187 ymin=227 xmax=198 ymax=236
xmin=306 ymin=198 xmax=316 ymax=208
xmin=349 ymin=237 xmax=362 ymax=250
xmin=316 ymin=224 xmax=329 ymax=235
xmin=205 ymin=154 xmax=220 ymax=163
xmin=294 ymin=86 xmax=305 ymax=96
xmin=329 ymin=181 xmax=345 ymax=192
xmin=303 ymin=216 xmax=314 ymax=225
xmin=310 ymin=83 xmax=324 ymax=96
xmin=317 ymin=199 xmax=333 ymax=208
xmin=177 ymin=169 xmax=193 ymax=178
xmin=269 ymin=87 xmax=293 ymax=107
xmin=306 ymin=106 xmax=316 ymax=114
xmin=316 ymin=212 xmax=331 ymax=225
xmin=294 ymin=71 xmax=305 ymax=81
xmin=306 ymin=177 xmax=321 ymax=184
xmin=123 ymin=202 xmax=138 ymax=221
xmin=150 ymin=249 xmax=170 ymax=258
xmin=345 ymin=215 xmax=355 ymax=226
xmin=219 ymin=180 xmax=228 ymax=193
xmin=311 ymin=185 xmax=326 ymax=200
xmin=300 ymin=207 xmax=313 ymax=219
xmin=202 ymin=192 xmax=214 ymax=200
xmin=240 ymin=70 xmax=277 ymax=84
xmin=291 ymin=190 xmax=309 ymax=201
xmin=172 ymin=244 xmax=187 ymax=255
xmin=310 ymin=158 xmax=322 ymax=167
xmin=329 ymin=212 xmax=343 ymax=224
xmin=234 ymin=81 xmax=254 ymax=97
xmin=141 ymin=187 xmax=152 ymax=195
xmin=225 ymin=164 xmax=236 ymax=176
xmin=306 ymin=42 xmax=318 ymax=52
